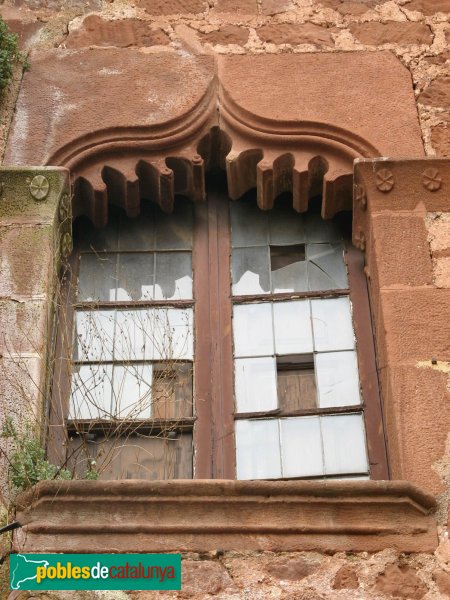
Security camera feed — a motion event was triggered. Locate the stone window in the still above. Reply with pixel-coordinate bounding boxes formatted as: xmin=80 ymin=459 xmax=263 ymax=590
xmin=49 ymin=179 xmax=388 ymax=481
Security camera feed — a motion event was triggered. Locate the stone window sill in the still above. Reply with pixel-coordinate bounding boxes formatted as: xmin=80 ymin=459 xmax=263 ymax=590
xmin=15 ymin=479 xmax=437 ymax=553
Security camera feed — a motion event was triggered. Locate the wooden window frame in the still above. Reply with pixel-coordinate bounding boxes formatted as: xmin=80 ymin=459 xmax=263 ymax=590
xmin=48 ymin=180 xmax=389 ymax=481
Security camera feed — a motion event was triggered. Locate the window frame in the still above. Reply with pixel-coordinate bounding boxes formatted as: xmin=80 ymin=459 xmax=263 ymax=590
xmin=48 ymin=181 xmax=389 ymax=481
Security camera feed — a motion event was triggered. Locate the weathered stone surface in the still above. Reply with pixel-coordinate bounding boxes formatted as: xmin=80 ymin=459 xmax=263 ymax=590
xmin=200 ymin=25 xmax=249 ymax=46
xmin=332 ymin=565 xmax=359 ymax=589
xmin=213 ymin=0 xmax=258 ymax=13
xmin=256 ymin=23 xmax=334 ymax=46
xmin=8 ymin=0 xmax=101 ymax=11
xmin=433 ymin=256 xmax=450 ymax=287
xmin=320 ymin=0 xmax=381 ymax=14
xmin=138 ymin=0 xmax=207 ymax=15
xmin=14 ymin=480 xmax=438 ymax=553
xmin=369 ymin=213 xmax=433 ymax=287
xmin=218 ymin=52 xmax=424 ymax=159
xmin=350 ymin=22 xmax=433 ymax=46
xmin=180 ymin=561 xmax=236 ymax=595
xmin=0 ymin=7 xmax=43 ymax=49
xmin=427 ymin=212 xmax=450 ymax=255
xmin=335 ymin=1 xmax=374 ymax=15
xmin=433 ymin=569 xmax=450 ymax=596
xmin=265 ymin=557 xmax=318 ymax=580
xmin=405 ymin=0 xmax=450 ymax=14
xmin=65 ymin=16 xmax=170 ymax=48
xmin=374 ymin=564 xmax=427 ymax=599
xmin=4 ymin=50 xmax=215 ymax=167
xmin=419 ymin=77 xmax=450 ymax=108
xmin=261 ymin=0 xmax=296 ymax=16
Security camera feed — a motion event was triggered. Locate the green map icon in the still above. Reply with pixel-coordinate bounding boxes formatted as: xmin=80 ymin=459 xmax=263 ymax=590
xmin=10 ymin=554 xmax=49 ymax=590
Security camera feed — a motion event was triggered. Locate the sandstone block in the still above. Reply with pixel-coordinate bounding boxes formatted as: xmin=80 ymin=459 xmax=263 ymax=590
xmin=332 ymin=565 xmax=359 ymax=589
xmin=257 ymin=23 xmax=334 ymax=46
xmin=213 ymin=0 xmax=258 ymax=13
xmin=181 ymin=561 xmax=236 ymax=596
xmin=350 ymin=22 xmax=432 ymax=46
xmin=405 ymin=0 xmax=450 ymax=14
xmin=65 ymin=16 xmax=170 ymax=48
xmin=374 ymin=564 xmax=427 ymax=599
xmin=419 ymin=77 xmax=450 ymax=109
xmin=138 ymin=0 xmax=207 ymax=15
xmin=200 ymin=25 xmax=249 ymax=46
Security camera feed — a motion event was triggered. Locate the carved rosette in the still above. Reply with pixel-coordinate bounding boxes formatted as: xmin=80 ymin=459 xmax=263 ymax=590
xmin=422 ymin=168 xmax=442 ymax=192
xmin=375 ymin=168 xmax=394 ymax=193
xmin=29 ymin=174 xmax=50 ymax=201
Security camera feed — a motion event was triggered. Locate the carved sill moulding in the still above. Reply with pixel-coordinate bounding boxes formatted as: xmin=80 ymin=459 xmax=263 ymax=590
xmin=15 ymin=480 xmax=437 ymax=553
xmin=4 ymin=51 xmax=424 ymax=225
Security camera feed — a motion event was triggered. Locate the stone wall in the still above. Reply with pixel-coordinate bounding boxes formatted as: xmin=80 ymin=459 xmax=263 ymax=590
xmin=0 ymin=0 xmax=449 ymax=159
xmin=0 ymin=2 xmax=449 ymax=600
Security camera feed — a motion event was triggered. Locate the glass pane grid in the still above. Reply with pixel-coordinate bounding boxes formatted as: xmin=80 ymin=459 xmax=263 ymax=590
xmin=236 ymin=413 xmax=368 ymax=480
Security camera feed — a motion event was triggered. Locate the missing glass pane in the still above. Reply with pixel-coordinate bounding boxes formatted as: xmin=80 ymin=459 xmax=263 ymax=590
xmin=152 ymin=362 xmax=193 ymax=419
xmin=270 ymin=244 xmax=308 ymax=293
xmin=68 ymin=432 xmax=193 ymax=480
xmin=277 ymin=354 xmax=317 ymax=412
xmin=270 ymin=244 xmax=306 ymax=271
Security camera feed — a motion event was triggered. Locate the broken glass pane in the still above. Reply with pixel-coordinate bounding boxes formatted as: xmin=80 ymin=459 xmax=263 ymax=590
xmin=154 ymin=252 xmax=193 ymax=300
xmin=270 ymin=245 xmax=308 ymax=293
xmin=116 ymin=253 xmax=154 ymax=301
xmin=231 ymin=247 xmax=270 ymax=295
xmin=307 ymin=243 xmax=348 ymax=290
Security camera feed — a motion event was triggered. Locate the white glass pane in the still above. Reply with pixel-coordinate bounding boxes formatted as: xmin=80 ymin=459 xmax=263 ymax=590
xmin=273 ymin=300 xmax=313 ymax=355
xmin=114 ymin=310 xmax=154 ymax=361
xmin=230 ymin=200 xmax=269 ymax=247
xmin=235 ymin=419 xmax=281 ymax=480
xmin=232 ymin=247 xmax=270 ymax=295
xmin=316 ymin=351 xmax=361 ymax=408
xmin=235 ymin=357 xmax=277 ymax=413
xmin=155 ymin=202 xmax=193 ymax=250
xmin=321 ymin=413 xmax=368 ymax=475
xmin=70 ymin=364 xmax=113 ymax=419
xmin=233 ymin=303 xmax=274 ymax=357
xmin=153 ymin=308 xmax=193 ymax=360
xmin=269 ymin=208 xmax=306 ymax=244
xmin=311 ymin=297 xmax=355 ymax=352
xmin=280 ymin=417 xmax=324 ymax=477
xmin=154 ymin=252 xmax=193 ymax=300
xmin=307 ymin=243 xmax=348 ymax=290
xmin=112 ymin=363 xmax=153 ymax=419
xmin=77 ymin=254 xmax=118 ymax=302
xmin=74 ymin=310 xmax=115 ymax=362
xmin=119 ymin=210 xmax=155 ymax=251
xmin=305 ymin=212 xmax=342 ymax=243
xmin=116 ymin=253 xmax=154 ymax=301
